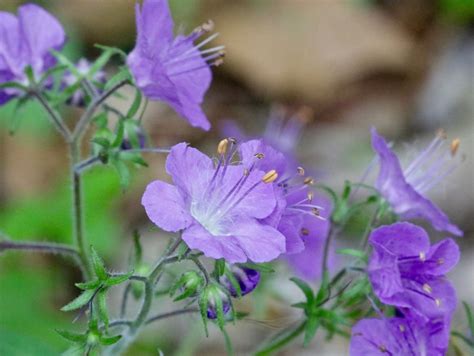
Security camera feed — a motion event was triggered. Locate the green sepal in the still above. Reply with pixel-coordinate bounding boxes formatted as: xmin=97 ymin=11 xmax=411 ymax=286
xmin=56 ymin=329 xmax=87 ymax=343
xmin=94 ymin=44 xmax=127 ymax=59
xmin=75 ymin=280 xmax=101 ymax=291
xmin=132 ymin=230 xmax=143 ymax=266
xmin=90 ymin=246 xmax=108 ymax=281
xmin=290 ymin=277 xmax=314 ymax=306
xmin=104 ymin=271 xmax=133 ymax=287
xmin=223 ymin=268 xmax=242 ymax=298
xmin=214 ymin=259 xmax=225 ymax=277
xmin=112 ymin=159 xmax=131 ymax=189
xmin=303 ymin=317 xmax=320 ymax=347
xmin=97 ymin=289 xmax=109 ymax=330
xmin=104 ymin=66 xmax=131 ymax=90
xmin=239 ymin=262 xmax=275 ymax=273
xmin=198 ymin=291 xmax=209 ymax=336
xmin=291 ymin=302 xmax=307 ymax=309
xmin=51 ymin=50 xmax=80 ymax=76
xmin=337 ymin=248 xmax=368 ymax=263
xmin=93 ymin=112 xmax=108 ymax=129
xmin=176 ymin=242 xmax=189 ymax=261
xmin=119 ymin=151 xmax=148 ymax=167
xmin=61 ymin=289 xmax=95 ymax=311
xmin=0 ymin=81 xmax=28 ymax=91
xmin=126 ymin=89 xmax=142 ymax=118
xmin=89 ymin=50 xmax=114 ymax=78
xmin=214 ymin=290 xmax=226 ymax=331
xmin=111 ymin=119 xmax=125 ymax=148
xmin=24 ymin=66 xmax=36 ymax=84
xmin=99 ymin=334 xmax=122 ymax=346
xmin=91 ymin=137 xmax=110 ymax=149
xmin=39 ymin=64 xmax=68 ymax=84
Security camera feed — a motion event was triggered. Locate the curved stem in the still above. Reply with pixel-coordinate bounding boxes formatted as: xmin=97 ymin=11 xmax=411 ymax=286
xmin=72 ymin=80 xmax=129 ymax=143
xmin=189 ymin=255 xmax=210 ymax=284
xmin=255 ymin=321 xmax=306 ymax=356
xmin=145 ymin=307 xmax=198 ymax=325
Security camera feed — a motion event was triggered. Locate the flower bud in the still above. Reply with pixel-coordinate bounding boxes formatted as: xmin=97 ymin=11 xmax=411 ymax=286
xmin=221 ymin=265 xmax=260 ymax=297
xmin=170 ymin=271 xmax=204 ymax=301
xmin=121 ymin=125 xmax=147 ymax=150
xmin=200 ymin=283 xmax=231 ymax=320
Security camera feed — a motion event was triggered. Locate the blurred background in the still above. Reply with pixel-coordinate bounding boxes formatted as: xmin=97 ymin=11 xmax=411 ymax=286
xmin=0 ymin=0 xmax=473 ymax=355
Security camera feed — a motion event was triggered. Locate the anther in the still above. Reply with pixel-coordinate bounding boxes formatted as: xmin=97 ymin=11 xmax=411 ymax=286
xmin=300 ymin=228 xmax=309 ymax=236
xmin=243 ymin=168 xmax=249 ymax=177
xmin=217 ymin=138 xmax=229 ymax=155
xmin=262 ymin=170 xmax=278 ymax=184
xmin=378 ymin=345 xmax=387 ymax=353
xmin=304 ymin=177 xmax=315 ymax=185
xmin=450 ymin=138 xmax=460 ymax=156
xmin=422 ymin=283 xmax=432 ymax=294
xmin=198 ymin=19 xmax=214 ymax=33
xmin=307 ymin=191 xmax=314 ymax=202
xmin=297 ymin=167 xmax=305 ymax=176
xmin=436 ymin=128 xmax=447 ymax=139
xmin=254 ymin=153 xmax=265 ymax=160
xmin=212 ymin=58 xmax=225 ymax=67
xmin=419 ymin=251 xmax=426 ymax=262
xmin=435 ymin=298 xmax=441 ymax=307
xmin=399 ymin=325 xmax=405 ymax=332
xmin=312 ymin=208 xmax=320 ymax=216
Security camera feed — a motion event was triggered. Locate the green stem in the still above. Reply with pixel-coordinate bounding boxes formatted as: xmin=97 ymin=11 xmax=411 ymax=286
xmin=70 ymin=142 xmax=92 ymax=279
xmin=255 ymin=322 xmax=306 ymax=356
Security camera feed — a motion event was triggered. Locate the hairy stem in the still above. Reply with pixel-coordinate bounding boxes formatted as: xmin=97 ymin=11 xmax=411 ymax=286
xmin=145 ymin=307 xmax=199 ymax=325
xmin=72 ymin=80 xmax=129 ymax=143
xmin=31 ymin=90 xmax=71 ymax=141
xmin=255 ymin=321 xmax=306 ymax=356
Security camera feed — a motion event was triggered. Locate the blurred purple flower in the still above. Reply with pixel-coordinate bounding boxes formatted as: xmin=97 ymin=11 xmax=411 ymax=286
xmin=221 ymin=265 xmax=260 ymax=297
xmin=127 ymin=0 xmax=223 ymax=131
xmin=368 ymin=222 xmax=459 ymax=320
xmin=142 ymin=141 xmax=286 ymax=263
xmin=62 ymin=58 xmax=106 ymax=107
xmin=239 ymin=139 xmax=333 ymax=280
xmin=371 ymin=127 xmax=463 ymax=236
xmin=350 ymin=313 xmax=450 ymax=356
xmin=0 ymin=4 xmax=65 ymax=105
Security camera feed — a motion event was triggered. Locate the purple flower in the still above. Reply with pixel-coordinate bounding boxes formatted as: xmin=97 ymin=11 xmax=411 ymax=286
xmin=371 ymin=127 xmax=463 ymax=236
xmin=350 ymin=313 xmax=450 ymax=356
xmin=0 ymin=4 xmax=65 ymax=105
xmin=221 ymin=265 xmax=260 ymax=297
xmin=204 ymin=284 xmax=231 ymax=320
xmin=368 ymin=222 xmax=459 ymax=320
xmin=127 ymin=0 xmax=223 ymax=131
xmin=239 ymin=139 xmax=331 ymax=264
xmin=141 ymin=141 xmax=286 ymax=263
xmin=62 ymin=58 xmax=106 ymax=107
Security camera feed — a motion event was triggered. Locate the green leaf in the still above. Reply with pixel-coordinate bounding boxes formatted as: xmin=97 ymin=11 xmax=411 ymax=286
xmin=51 ymin=50 xmax=80 ymax=76
xmin=463 ymin=301 xmax=474 ymax=335
xmin=56 ymin=329 xmax=87 ymax=343
xmin=239 ymin=262 xmax=275 ymax=273
xmin=104 ymin=271 xmax=133 ymax=287
xmin=39 ymin=64 xmax=68 ymax=84
xmin=75 ymin=280 xmax=101 ymax=290
xmin=93 ymin=112 xmax=108 ymax=129
xmin=90 ymin=246 xmax=108 ymax=281
xmin=91 ymin=137 xmax=110 ymax=148
xmin=97 ymin=289 xmax=109 ymax=330
xmin=303 ymin=317 xmax=319 ymax=347
xmin=291 ymin=302 xmax=307 ymax=309
xmin=24 ymin=66 xmax=35 ymax=85
xmin=0 ymin=82 xmax=27 ymax=91
xmin=99 ymin=334 xmax=122 ymax=346
xmin=61 ymin=289 xmax=95 ymax=311
xmin=176 ymin=241 xmax=189 ymax=261
xmin=337 ymin=248 xmax=368 ymax=262
xmin=342 ymin=180 xmax=351 ymax=200
xmin=94 ymin=44 xmax=127 ymax=59
xmin=126 ymin=89 xmax=142 ymax=118
xmin=290 ymin=277 xmax=314 ymax=306
xmin=89 ymin=50 xmax=114 ymax=77
xmin=119 ymin=151 xmax=148 ymax=167
xmin=112 ymin=159 xmax=131 ymax=189
xmin=111 ymin=119 xmax=125 ymax=148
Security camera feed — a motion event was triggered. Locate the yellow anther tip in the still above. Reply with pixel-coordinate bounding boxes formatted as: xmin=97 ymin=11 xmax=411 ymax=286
xmin=217 ymin=138 xmax=229 ymax=155
xmin=262 ymin=170 xmax=278 ymax=184
xmin=450 ymin=138 xmax=460 ymax=156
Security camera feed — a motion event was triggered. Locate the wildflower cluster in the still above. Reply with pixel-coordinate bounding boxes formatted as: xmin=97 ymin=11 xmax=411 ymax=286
xmin=0 ymin=1 xmax=470 ymax=355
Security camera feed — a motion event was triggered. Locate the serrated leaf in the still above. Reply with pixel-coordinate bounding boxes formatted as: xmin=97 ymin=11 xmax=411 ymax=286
xmin=290 ymin=277 xmax=314 ymax=306
xmin=97 ymin=289 xmax=109 ymax=330
xmin=56 ymin=329 xmax=87 ymax=343
xmin=61 ymin=289 xmax=95 ymax=311
xmin=75 ymin=280 xmax=101 ymax=290
xmin=303 ymin=317 xmax=319 ymax=346
xmin=104 ymin=272 xmax=133 ymax=287
xmin=99 ymin=334 xmax=122 ymax=346
xmin=90 ymin=246 xmax=108 ymax=281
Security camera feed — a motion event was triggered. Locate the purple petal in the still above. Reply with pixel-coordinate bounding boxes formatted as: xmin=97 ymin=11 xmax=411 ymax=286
xmin=277 ymin=214 xmax=305 ymax=254
xmin=371 ymin=128 xmax=462 ymax=236
xmin=369 ymin=222 xmax=431 ymax=258
xmin=18 ymin=4 xmax=65 ymax=72
xmin=134 ymin=0 xmax=173 ymax=58
xmin=0 ymin=12 xmax=21 ymax=73
xmin=239 ymin=139 xmax=287 ymax=176
xmin=141 ymin=180 xmax=193 ymax=232
xmin=350 ymin=318 xmax=405 ymax=355
xmin=425 ymin=238 xmax=460 ymax=275
xmin=368 ymin=246 xmax=404 ymax=299
xmin=232 ymin=219 xmax=286 ymax=262
xmin=165 ymin=142 xmax=214 ymax=197
xmin=182 ymin=223 xmax=247 ymax=263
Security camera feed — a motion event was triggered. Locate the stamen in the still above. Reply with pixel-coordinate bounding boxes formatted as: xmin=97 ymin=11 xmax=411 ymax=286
xmin=254 ymin=153 xmax=265 ymax=160
xmin=307 ymin=191 xmax=314 ymax=202
xmin=304 ymin=177 xmax=314 ymax=185
xmin=435 ymin=298 xmax=441 ymax=307
xmin=217 ymin=138 xmax=229 ymax=156
xmin=312 ymin=208 xmax=320 ymax=216
xmin=262 ymin=170 xmax=278 ymax=184
xmin=378 ymin=345 xmax=387 ymax=353
xmin=450 ymin=138 xmax=460 ymax=156
xmin=419 ymin=252 xmax=426 ymax=262
xmin=399 ymin=325 xmax=405 ymax=332
xmin=297 ymin=167 xmax=305 ymax=176
xmin=300 ymin=228 xmax=309 ymax=236
xmin=422 ymin=283 xmax=432 ymax=294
